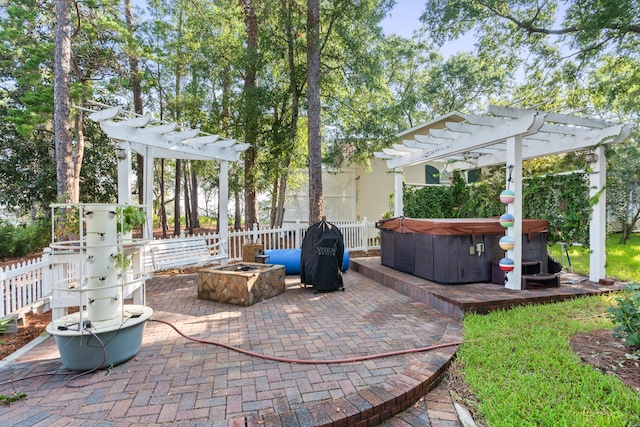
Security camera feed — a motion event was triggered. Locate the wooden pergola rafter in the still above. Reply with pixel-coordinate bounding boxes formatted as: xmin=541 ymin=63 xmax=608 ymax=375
xmin=86 ymin=105 xmax=250 ymax=256
xmin=374 ymin=105 xmax=633 ymax=289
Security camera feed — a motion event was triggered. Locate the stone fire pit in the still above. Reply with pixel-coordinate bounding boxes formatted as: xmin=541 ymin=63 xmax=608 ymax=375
xmin=197 ymin=262 xmax=286 ymax=306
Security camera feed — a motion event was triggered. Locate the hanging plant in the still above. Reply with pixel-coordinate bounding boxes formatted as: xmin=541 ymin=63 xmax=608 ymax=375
xmin=115 ymin=205 xmax=146 ymax=271
xmin=116 ymin=205 xmax=146 ymax=235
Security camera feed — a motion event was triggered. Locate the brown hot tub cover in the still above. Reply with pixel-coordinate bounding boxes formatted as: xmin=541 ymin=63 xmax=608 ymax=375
xmin=377 ymin=217 xmax=548 ymax=238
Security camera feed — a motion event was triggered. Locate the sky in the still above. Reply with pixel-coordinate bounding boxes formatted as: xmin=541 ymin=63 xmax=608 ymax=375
xmin=380 ymin=0 xmax=423 ymax=38
xmin=380 ymin=0 xmax=475 ymax=56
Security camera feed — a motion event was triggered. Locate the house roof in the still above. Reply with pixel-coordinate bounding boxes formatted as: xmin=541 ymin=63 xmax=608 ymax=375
xmin=375 ymin=106 xmax=632 ymax=171
xmin=395 ymin=111 xmax=466 ymax=139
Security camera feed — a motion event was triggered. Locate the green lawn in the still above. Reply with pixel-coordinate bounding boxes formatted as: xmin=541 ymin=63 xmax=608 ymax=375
xmin=458 ymin=233 xmax=640 ymax=426
xmin=547 ymin=233 xmax=640 ymax=282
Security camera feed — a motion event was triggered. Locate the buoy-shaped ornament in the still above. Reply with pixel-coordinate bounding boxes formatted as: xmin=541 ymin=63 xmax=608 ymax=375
xmin=499 ymin=213 xmax=515 ymax=228
xmin=500 ymin=189 xmax=516 ymax=204
xmin=499 ymin=236 xmax=515 ymax=250
xmin=499 ymin=257 xmax=515 ymax=272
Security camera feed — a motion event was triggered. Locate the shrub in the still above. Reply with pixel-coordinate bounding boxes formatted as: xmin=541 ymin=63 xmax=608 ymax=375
xmin=608 ymin=282 xmax=640 ymax=348
xmin=0 ymin=218 xmax=50 ymax=259
xmin=0 ymin=221 xmax=17 ymax=259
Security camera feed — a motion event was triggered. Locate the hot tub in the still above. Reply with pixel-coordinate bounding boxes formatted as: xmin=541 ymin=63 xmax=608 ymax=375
xmin=377 ymin=217 xmax=549 ymax=284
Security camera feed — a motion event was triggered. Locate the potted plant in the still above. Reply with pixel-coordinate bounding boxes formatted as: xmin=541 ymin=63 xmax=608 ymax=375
xmin=115 ymin=205 xmax=146 ymax=271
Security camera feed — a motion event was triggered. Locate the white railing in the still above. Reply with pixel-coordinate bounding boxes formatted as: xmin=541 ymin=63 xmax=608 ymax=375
xmin=0 ymin=250 xmax=52 ymax=318
xmin=0 ymin=219 xmax=380 ymax=317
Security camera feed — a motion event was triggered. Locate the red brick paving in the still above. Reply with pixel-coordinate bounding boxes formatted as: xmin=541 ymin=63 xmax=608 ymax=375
xmin=0 ymin=265 xmax=462 ymax=426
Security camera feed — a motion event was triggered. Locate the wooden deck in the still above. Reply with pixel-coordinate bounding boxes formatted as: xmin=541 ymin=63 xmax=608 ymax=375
xmin=351 ymin=257 xmax=627 ymax=320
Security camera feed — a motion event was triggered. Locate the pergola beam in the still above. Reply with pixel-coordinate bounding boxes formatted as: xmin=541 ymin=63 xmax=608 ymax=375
xmin=446 ymin=123 xmax=631 ymax=171
xmin=387 ymin=112 xmax=546 ymax=169
xmin=87 ymin=106 xmax=248 ymax=257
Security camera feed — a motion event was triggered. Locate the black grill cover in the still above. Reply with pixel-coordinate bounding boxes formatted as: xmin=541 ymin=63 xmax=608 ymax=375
xmin=300 ymin=220 xmax=345 ymax=291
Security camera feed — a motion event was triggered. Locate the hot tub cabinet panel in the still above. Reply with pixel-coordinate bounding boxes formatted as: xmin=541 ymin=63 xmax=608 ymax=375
xmin=394 ymin=232 xmax=415 ymax=275
xmin=380 ymin=228 xmax=395 ymax=269
xmin=420 ymin=234 xmax=491 ymax=284
xmin=522 ymin=232 xmax=549 ymax=273
xmin=378 ymin=218 xmax=549 ymax=284
xmin=414 ymin=234 xmax=434 ymax=281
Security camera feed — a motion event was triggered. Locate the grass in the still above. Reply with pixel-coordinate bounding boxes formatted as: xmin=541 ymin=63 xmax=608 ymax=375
xmin=458 ymin=296 xmax=640 ymax=427
xmin=457 ymin=233 xmax=640 ymax=426
xmin=547 ymin=233 xmax=640 ymax=282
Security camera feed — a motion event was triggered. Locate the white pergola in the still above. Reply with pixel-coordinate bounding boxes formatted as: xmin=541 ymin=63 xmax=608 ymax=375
xmin=374 ymin=105 xmax=632 ymax=290
xmin=87 ymin=106 xmax=249 ymax=254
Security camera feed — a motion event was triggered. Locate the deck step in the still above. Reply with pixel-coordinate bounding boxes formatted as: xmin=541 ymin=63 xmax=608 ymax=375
xmin=522 ymin=273 xmax=560 ymax=289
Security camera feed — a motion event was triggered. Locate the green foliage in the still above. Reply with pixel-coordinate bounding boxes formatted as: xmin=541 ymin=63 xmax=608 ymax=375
xmin=606 ymin=138 xmax=640 ymax=244
xmin=457 ymin=178 xmax=504 ymax=218
xmin=0 ymin=219 xmax=50 ymax=259
xmin=459 ymin=295 xmax=640 ymax=426
xmin=0 ymin=392 xmax=26 ymax=406
xmin=403 ymin=185 xmax=453 ymax=218
xmin=608 ymin=283 xmax=640 ymax=348
xmin=116 ymin=206 xmax=146 ymax=234
xmin=523 ymin=172 xmax=591 ymax=244
xmin=0 ymin=317 xmax=14 ymax=334
xmin=402 ymin=167 xmax=590 ymax=244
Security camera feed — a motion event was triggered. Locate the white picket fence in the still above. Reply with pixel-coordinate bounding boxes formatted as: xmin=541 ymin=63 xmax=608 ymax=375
xmin=0 ymin=219 xmax=380 ymax=318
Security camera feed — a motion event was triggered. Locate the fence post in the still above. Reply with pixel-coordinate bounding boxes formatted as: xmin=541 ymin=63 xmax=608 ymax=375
xmin=363 ymin=217 xmax=369 ymax=253
xmin=41 ymin=248 xmax=52 ymax=297
xmin=295 ymin=221 xmax=302 ymax=248
xmin=0 ymin=266 xmax=4 ymax=317
xmin=252 ymin=223 xmax=259 ymax=243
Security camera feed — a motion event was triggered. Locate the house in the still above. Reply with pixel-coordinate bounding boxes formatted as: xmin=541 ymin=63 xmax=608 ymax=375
xmin=352 ymin=111 xmax=469 ymax=221
xmin=283 ymin=112 xmax=468 ymax=223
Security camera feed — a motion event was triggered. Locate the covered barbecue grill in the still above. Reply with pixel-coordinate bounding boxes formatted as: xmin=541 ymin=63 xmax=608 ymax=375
xmin=300 ymin=219 xmax=345 ymax=292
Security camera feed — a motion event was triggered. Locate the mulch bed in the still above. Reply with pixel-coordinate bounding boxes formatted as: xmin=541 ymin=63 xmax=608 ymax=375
xmin=570 ymin=329 xmax=640 ymax=391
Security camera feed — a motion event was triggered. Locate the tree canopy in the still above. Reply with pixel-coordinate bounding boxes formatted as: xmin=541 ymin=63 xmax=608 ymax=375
xmin=0 ymin=0 xmax=636 ymax=233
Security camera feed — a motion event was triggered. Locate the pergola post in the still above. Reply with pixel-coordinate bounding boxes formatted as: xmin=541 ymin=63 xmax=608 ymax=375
xmin=143 ymin=146 xmax=155 ymax=240
xmin=394 ymin=167 xmax=404 ymax=217
xmin=117 ymin=142 xmax=132 ymax=205
xmin=589 ymin=146 xmax=607 ymax=281
xmin=218 ymin=160 xmax=229 ymax=265
xmin=505 ymin=136 xmax=523 ymax=290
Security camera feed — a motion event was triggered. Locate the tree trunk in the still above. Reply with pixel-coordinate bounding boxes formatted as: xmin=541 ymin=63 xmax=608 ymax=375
xmin=270 ymin=178 xmax=279 ymax=227
xmin=221 ymin=65 xmax=231 ymax=136
xmin=272 ymin=0 xmax=301 ymax=228
xmin=242 ymin=0 xmax=260 ymax=228
xmin=275 ymin=160 xmax=290 ymax=227
xmin=218 ymin=65 xmax=232 ymax=233
xmin=174 ymin=159 xmax=181 ymax=236
xmin=173 ymin=10 xmax=183 ymax=236
xmin=307 ymin=0 xmax=323 ymax=224
xmin=54 ymin=0 xmax=75 ymax=203
xmin=619 ymin=208 xmax=640 ymax=244
xmin=234 ymin=186 xmax=242 ymax=230
xmin=184 ymin=162 xmax=192 ymax=234
xmin=190 ymin=164 xmax=200 ymax=228
xmin=160 ymin=159 xmax=168 ymax=238
xmin=124 ymin=0 xmax=145 ymax=205
xmin=72 ymin=109 xmax=86 ymax=200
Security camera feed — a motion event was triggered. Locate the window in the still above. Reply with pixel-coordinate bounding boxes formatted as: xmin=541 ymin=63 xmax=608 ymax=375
xmin=468 ymin=169 xmax=481 ymax=183
xmin=425 ymin=165 xmax=440 ymax=184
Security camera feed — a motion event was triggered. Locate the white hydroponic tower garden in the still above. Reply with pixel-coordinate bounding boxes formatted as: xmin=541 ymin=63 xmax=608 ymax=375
xmin=46 ymin=203 xmax=152 ymax=370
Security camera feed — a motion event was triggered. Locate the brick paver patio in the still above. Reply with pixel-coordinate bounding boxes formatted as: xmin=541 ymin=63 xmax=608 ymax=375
xmin=0 ymin=265 xmax=462 ymax=426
